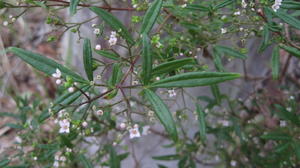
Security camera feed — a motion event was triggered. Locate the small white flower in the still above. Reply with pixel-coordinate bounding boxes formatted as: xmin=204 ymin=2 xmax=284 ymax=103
xmin=233 ymin=11 xmax=241 ymax=16
xmin=148 ymin=110 xmax=154 ymax=116
xmin=60 ymin=156 xmax=67 ymax=162
xmin=66 ymin=148 xmax=72 ymax=152
xmin=230 ymin=160 xmax=237 ymax=167
xmin=155 ymin=76 xmax=160 ymax=81
xmin=290 ymin=96 xmax=295 ymax=100
xmin=221 ymin=15 xmax=227 ymax=20
xmin=280 ymin=120 xmax=287 ymax=127
xmin=95 ymin=44 xmax=101 ymax=50
xmin=120 ymin=123 xmax=126 ymax=129
xmin=15 ymin=136 xmax=22 ymax=143
xmin=113 ymin=142 xmax=117 ymax=146
xmin=92 ymin=24 xmax=96 ymax=28
xmin=33 ymin=157 xmax=37 ymax=161
xmin=286 ymin=107 xmax=292 ymax=112
xmin=68 ymin=87 xmax=75 ymax=93
xmin=96 ymin=109 xmax=104 ymax=116
xmin=53 ymin=161 xmax=59 ymax=167
xmin=181 ymin=4 xmax=187 ymax=8
xmin=130 ymin=101 xmax=136 ymax=107
xmin=132 ymin=80 xmax=139 ymax=85
xmin=179 ymin=53 xmax=184 ymax=56
xmin=221 ymin=28 xmax=227 ymax=34
xmin=129 ymin=126 xmax=141 ymax=139
xmin=58 ymin=109 xmax=66 ymax=118
xmin=241 ymin=0 xmax=247 ymax=8
xmin=82 ymin=121 xmax=88 ymax=128
xmin=272 ymin=4 xmax=280 ymax=12
xmin=133 ymin=4 xmax=138 ymax=8
xmin=59 ymin=119 xmax=70 ymax=134
xmin=239 ymin=27 xmax=244 ymax=31
xmin=56 ymin=79 xmax=62 ymax=85
xmin=3 ymin=21 xmax=8 ymax=26
xmin=94 ymin=28 xmax=100 ymax=35
xmin=11 ymin=18 xmax=16 ymax=22
xmin=9 ymin=15 xmax=13 ymax=19
xmin=142 ymin=125 xmax=150 ymax=135
xmin=52 ymin=68 xmax=61 ymax=78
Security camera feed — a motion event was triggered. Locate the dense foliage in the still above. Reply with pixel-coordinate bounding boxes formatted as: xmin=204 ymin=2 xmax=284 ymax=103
xmin=1 ymin=0 xmax=300 ymax=167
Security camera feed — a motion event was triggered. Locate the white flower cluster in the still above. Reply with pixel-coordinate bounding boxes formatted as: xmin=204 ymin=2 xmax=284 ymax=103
xmin=272 ymin=0 xmax=283 ymax=12
xmin=126 ymin=124 xmax=151 ymax=139
xmin=168 ymin=89 xmax=176 ymax=97
xmin=108 ymin=31 xmax=118 ymax=46
xmin=53 ymin=152 xmax=67 ymax=167
xmin=54 ymin=110 xmax=71 ymax=134
xmin=52 ymin=68 xmax=75 ymax=93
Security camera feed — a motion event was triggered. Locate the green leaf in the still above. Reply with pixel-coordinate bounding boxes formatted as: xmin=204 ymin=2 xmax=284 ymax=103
xmin=212 ymin=48 xmax=225 ymax=72
xmin=83 ymin=39 xmax=94 ymax=81
xmin=185 ymin=4 xmax=209 ymax=12
xmin=292 ymin=142 xmax=300 ymax=160
xmin=0 ymin=158 xmax=10 ymax=167
xmin=281 ymin=0 xmax=300 ymax=10
xmin=78 ymin=154 xmax=93 ymax=168
xmin=214 ymin=0 xmax=234 ymax=10
xmin=196 ymin=104 xmax=206 ymax=142
xmin=214 ymin=45 xmax=247 ymax=59
xmin=108 ymin=63 xmax=123 ymax=87
xmin=5 ymin=123 xmax=24 ymax=129
xmin=274 ymin=104 xmax=300 ymax=126
xmin=279 ymin=44 xmax=300 ymax=58
xmin=140 ymin=0 xmax=163 ymax=34
xmin=141 ymin=34 xmax=153 ymax=85
xmin=94 ymin=50 xmax=120 ymax=61
xmin=273 ymin=10 xmax=300 ymax=30
xmin=70 ymin=0 xmax=80 ymax=15
xmin=109 ymin=146 xmax=120 ymax=168
xmin=144 ymin=89 xmax=178 ymax=141
xmin=259 ymin=25 xmax=271 ymax=52
xmin=210 ymin=84 xmax=221 ymax=104
xmin=271 ymin=46 xmax=280 ymax=80
xmin=151 ymin=72 xmax=240 ymax=88
xmin=152 ymin=58 xmax=196 ymax=75
xmin=8 ymin=47 xmax=86 ymax=82
xmin=89 ymin=7 xmax=135 ymax=46
xmin=152 ymin=154 xmax=181 ymax=160
xmin=261 ymin=132 xmax=292 ymax=141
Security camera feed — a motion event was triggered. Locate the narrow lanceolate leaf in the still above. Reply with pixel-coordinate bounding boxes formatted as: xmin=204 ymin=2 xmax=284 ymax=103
xmin=214 ymin=45 xmax=247 ymax=59
xmin=261 ymin=132 xmax=292 ymax=141
xmin=152 ymin=154 xmax=181 ymax=160
xmin=109 ymin=146 xmax=120 ymax=168
xmin=214 ymin=0 xmax=234 ymax=10
xmin=271 ymin=46 xmax=280 ymax=80
xmin=78 ymin=154 xmax=93 ymax=168
xmin=144 ymin=89 xmax=178 ymax=141
xmin=90 ymin=7 xmax=134 ymax=45
xmin=152 ymin=58 xmax=196 ymax=75
xmin=273 ymin=10 xmax=300 ymax=30
xmin=212 ymin=48 xmax=225 ymax=72
xmin=142 ymin=34 xmax=152 ymax=85
xmin=196 ymin=104 xmax=206 ymax=141
xmin=185 ymin=4 xmax=209 ymax=12
xmin=8 ymin=47 xmax=86 ymax=82
xmin=108 ymin=63 xmax=123 ymax=87
xmin=83 ymin=39 xmax=93 ymax=81
xmin=281 ymin=0 xmax=300 ymax=10
xmin=259 ymin=25 xmax=270 ymax=52
xmin=293 ymin=142 xmax=300 ymax=160
xmin=70 ymin=0 xmax=80 ymax=15
xmin=94 ymin=50 xmax=120 ymax=61
xmin=151 ymin=72 xmax=240 ymax=88
xmin=140 ymin=0 xmax=163 ymax=34
xmin=210 ymin=84 xmax=221 ymax=104
xmin=279 ymin=44 xmax=300 ymax=58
